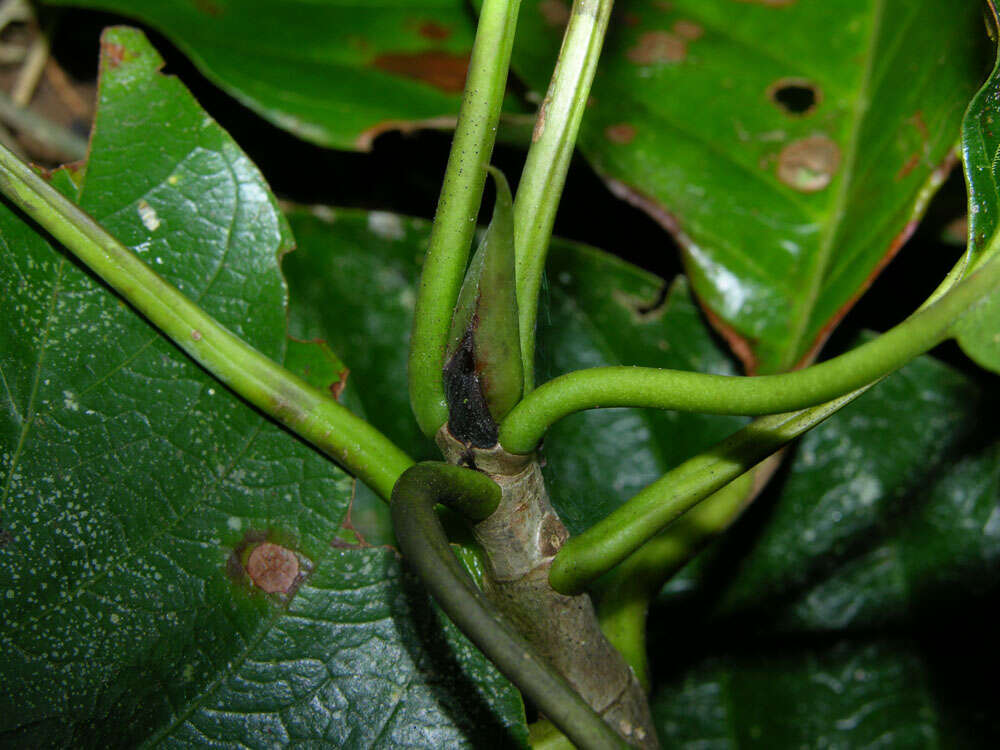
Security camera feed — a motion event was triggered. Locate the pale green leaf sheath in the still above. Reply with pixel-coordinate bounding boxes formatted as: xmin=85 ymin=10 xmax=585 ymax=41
xmin=444 ymin=167 xmax=523 ymax=445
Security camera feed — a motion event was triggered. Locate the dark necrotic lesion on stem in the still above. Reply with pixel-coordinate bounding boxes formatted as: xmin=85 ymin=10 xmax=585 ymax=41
xmin=390 ymin=462 xmax=630 ymax=750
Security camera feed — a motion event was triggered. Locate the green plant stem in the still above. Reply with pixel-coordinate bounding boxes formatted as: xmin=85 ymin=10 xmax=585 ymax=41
xmin=389 ymin=462 xmax=628 ymax=750
xmin=408 ymin=0 xmax=521 ymax=437
xmin=549 ymin=387 xmax=871 ymax=595
xmin=513 ymin=0 xmax=613 ymax=392
xmin=500 ymin=249 xmax=1000 ymax=455
xmin=595 ymin=472 xmax=754 ymax=687
xmin=0 ymin=142 xmax=413 ymax=501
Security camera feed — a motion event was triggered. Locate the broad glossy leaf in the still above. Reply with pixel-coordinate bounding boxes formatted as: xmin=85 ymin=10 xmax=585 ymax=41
xmin=652 ymin=639 xmax=994 ymax=748
xmin=0 ymin=27 xmax=526 ymax=746
xmin=512 ymin=0 xmax=987 ymax=373
xmin=956 ymin=2 xmax=1000 ymax=374
xmin=664 ymin=340 xmax=994 ymax=632
xmin=281 ymin=208 xmax=745 ymax=534
xmin=47 ymin=0 xmax=482 ymax=150
xmin=646 ymin=346 xmax=999 ymax=746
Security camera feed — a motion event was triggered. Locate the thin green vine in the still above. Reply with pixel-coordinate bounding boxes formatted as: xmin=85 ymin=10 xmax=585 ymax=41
xmin=512 ymin=0 xmax=614 ymax=392
xmin=499 ymin=247 xmax=1000 ymax=455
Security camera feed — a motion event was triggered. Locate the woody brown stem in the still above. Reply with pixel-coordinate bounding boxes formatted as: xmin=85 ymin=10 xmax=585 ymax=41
xmin=437 ymin=427 xmax=659 ymax=748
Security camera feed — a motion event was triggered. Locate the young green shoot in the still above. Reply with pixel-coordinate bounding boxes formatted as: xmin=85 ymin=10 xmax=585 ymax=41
xmin=407 ymin=0 xmax=522 ymax=437
xmin=513 ymin=0 xmax=614 ymax=392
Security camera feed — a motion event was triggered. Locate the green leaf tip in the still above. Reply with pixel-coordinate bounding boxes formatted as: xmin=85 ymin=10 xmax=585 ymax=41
xmin=443 ymin=166 xmax=523 ymax=446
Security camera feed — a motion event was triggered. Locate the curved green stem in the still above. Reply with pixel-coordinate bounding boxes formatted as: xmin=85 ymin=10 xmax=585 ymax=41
xmin=500 ymin=251 xmax=1000 ymax=454
xmin=596 ymin=472 xmax=755 ymax=688
xmin=549 ymin=387 xmax=872 ymax=595
xmin=513 ymin=0 xmax=614 ymax=392
xmin=390 ymin=462 xmax=628 ymax=750
xmin=408 ymin=0 xmax=522 ymax=437
xmin=0 ymin=143 xmax=413 ymax=501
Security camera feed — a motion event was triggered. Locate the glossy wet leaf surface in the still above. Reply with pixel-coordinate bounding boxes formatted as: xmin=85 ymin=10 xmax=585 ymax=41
xmin=649 ymin=345 xmax=1000 ymax=747
xmin=512 ymin=0 xmax=988 ymax=373
xmin=0 ymin=28 xmax=525 ymax=747
xmin=47 ymin=0 xmax=485 ymax=151
xmin=956 ymin=3 xmax=1000 ymax=374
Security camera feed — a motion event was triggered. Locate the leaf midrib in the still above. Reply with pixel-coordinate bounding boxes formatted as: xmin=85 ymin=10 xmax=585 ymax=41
xmin=781 ymin=0 xmax=896 ymax=371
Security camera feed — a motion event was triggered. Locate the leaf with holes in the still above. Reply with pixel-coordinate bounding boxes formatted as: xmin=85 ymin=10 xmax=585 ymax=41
xmin=511 ymin=0 xmax=988 ymax=373
xmin=47 ymin=0 xmax=515 ymax=151
xmin=0 ymin=27 xmax=526 ymax=746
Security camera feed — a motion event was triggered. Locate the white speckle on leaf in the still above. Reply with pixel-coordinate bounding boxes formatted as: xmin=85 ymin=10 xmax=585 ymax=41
xmin=62 ymin=390 xmax=79 ymax=411
xmin=368 ymin=211 xmax=405 ymax=240
xmin=137 ymin=200 xmax=161 ymax=231
xmin=227 ymin=516 xmax=242 ymax=531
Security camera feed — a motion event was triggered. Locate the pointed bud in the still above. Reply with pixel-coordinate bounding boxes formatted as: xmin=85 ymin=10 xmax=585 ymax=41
xmin=443 ymin=167 xmax=523 ymax=447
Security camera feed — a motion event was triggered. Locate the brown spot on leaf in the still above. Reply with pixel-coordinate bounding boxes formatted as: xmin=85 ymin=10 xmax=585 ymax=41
xmin=768 ymin=77 xmax=821 ymax=116
xmin=910 ymin=110 xmax=929 ymax=143
xmin=627 ymin=31 xmax=687 ymax=64
xmin=191 ymin=330 xmax=202 ymax=341
xmin=247 ymin=542 xmax=300 ymax=594
xmin=418 ymin=21 xmax=452 ymax=40
xmin=101 ymin=42 xmax=129 ymax=69
xmin=605 ymin=122 xmax=637 ymax=144
xmin=0 ymin=528 xmax=12 ymax=548
xmin=539 ymin=0 xmax=571 ymax=27
xmin=776 ymin=135 xmax=841 ymax=192
xmin=533 ymin=97 xmax=550 ymax=143
xmin=672 ymin=20 xmax=704 ymax=40
xmin=329 ymin=367 xmax=350 ymax=401
xmin=373 ymin=51 xmax=470 ymax=93
xmin=895 ymin=153 xmax=921 ymax=181
xmin=193 ymin=0 xmax=223 ymax=16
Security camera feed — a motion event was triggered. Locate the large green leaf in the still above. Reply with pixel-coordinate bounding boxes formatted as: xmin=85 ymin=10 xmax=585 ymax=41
xmin=46 ymin=0 xmax=483 ymax=151
xmin=512 ymin=0 xmax=988 ymax=373
xmin=0 ymin=27 xmax=526 ymax=746
xmin=647 ymin=346 xmax=1000 ymax=746
xmin=652 ymin=639 xmax=988 ymax=749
